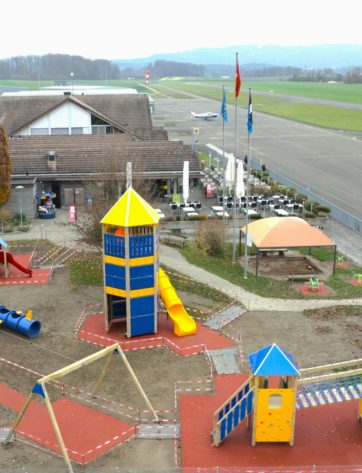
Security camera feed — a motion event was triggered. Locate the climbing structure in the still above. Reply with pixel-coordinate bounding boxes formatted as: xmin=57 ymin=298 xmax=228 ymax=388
xmin=212 ymin=344 xmax=362 ymax=448
xmin=101 ymin=187 xmax=160 ymax=338
xmin=212 ymin=343 xmax=300 ymax=446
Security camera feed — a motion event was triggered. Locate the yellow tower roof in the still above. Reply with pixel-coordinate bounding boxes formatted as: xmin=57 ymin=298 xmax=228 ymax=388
xmin=100 ymin=187 xmax=160 ymax=227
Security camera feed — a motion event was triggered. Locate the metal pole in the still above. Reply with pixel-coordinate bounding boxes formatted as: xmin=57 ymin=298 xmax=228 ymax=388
xmin=15 ymin=185 xmax=24 ymax=227
xmin=222 ymin=86 xmax=227 ymax=231
xmin=126 ymin=161 xmax=132 ymax=189
xmin=243 ymin=133 xmax=251 ymax=278
xmin=19 ymin=192 xmax=23 ymax=228
xmin=232 ymin=93 xmax=239 ymax=264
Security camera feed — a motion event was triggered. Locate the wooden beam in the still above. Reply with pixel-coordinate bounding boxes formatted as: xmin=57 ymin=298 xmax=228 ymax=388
xmin=39 ymin=344 xmax=119 ymax=383
xmin=117 ymin=348 xmax=159 ymax=422
xmin=299 ymin=367 xmax=362 ymax=385
xmin=3 ymin=392 xmax=35 ymax=444
xmin=42 ymin=384 xmax=74 ymax=473
xmin=299 ymin=358 xmax=362 ymax=375
xmin=93 ymin=349 xmax=114 ymax=396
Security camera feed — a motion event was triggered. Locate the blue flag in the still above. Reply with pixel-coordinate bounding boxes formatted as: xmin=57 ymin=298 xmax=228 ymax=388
xmin=220 ymin=86 xmax=228 ymax=122
xmin=247 ymin=89 xmax=253 ymax=134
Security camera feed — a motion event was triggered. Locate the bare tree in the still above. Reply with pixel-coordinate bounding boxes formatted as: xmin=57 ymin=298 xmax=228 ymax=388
xmin=75 ymin=155 xmax=158 ymax=249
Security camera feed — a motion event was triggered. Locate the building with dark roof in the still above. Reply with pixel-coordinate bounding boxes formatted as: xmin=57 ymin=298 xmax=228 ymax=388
xmin=0 ymin=92 xmax=201 ymax=216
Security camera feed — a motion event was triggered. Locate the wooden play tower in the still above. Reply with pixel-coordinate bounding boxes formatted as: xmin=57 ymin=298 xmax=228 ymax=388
xmin=101 ymin=187 xmax=160 ymax=338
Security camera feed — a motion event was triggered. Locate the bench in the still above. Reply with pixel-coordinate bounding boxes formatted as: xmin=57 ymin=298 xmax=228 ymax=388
xmin=161 ymin=231 xmax=188 ymax=248
xmin=259 ymin=248 xmax=288 ymax=257
xmin=287 ymin=274 xmax=319 ymax=282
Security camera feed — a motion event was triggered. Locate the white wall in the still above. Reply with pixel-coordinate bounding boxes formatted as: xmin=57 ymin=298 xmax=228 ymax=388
xmin=18 ymin=102 xmax=92 ymax=135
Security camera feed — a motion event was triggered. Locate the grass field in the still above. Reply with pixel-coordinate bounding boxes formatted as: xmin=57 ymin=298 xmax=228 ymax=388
xmin=155 ymin=78 xmax=362 ymax=131
xmin=2 ymin=78 xmax=362 ymax=131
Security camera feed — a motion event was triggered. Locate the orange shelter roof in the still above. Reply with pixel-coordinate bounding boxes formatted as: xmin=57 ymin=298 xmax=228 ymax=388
xmin=241 ymin=216 xmax=335 ymax=249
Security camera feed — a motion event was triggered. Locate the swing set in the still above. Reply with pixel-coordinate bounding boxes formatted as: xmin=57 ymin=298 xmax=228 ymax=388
xmin=2 ymin=343 xmax=158 ymax=473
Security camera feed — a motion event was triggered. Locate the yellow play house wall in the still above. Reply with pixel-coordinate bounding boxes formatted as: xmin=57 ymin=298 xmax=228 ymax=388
xmin=254 ymin=388 xmax=295 ymax=443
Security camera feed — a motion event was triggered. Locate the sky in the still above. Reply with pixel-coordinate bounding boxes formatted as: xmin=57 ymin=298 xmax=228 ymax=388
xmin=1 ymin=0 xmax=362 ymax=60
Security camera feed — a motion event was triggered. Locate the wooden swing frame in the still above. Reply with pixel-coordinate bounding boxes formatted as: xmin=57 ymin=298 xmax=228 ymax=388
xmin=3 ymin=343 xmax=158 ymax=473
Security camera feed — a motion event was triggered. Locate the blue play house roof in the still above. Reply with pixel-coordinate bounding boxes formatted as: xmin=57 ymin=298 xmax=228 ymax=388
xmin=248 ymin=343 xmax=300 ymax=376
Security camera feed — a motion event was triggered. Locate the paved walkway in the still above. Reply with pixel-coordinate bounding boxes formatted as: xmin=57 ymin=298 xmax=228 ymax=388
xmin=159 ymin=245 xmax=362 ymax=312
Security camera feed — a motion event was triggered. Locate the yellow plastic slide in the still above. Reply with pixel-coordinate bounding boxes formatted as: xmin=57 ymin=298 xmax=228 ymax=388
xmin=158 ymin=268 xmax=197 ymax=337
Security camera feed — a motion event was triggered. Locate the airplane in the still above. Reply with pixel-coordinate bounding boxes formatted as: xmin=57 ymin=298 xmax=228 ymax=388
xmin=190 ymin=111 xmax=219 ymax=121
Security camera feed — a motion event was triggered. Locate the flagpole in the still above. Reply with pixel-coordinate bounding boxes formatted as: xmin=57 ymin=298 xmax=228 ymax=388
xmin=243 ymin=134 xmax=251 ymax=278
xmin=232 ymin=108 xmax=238 ymax=264
xmin=244 ymin=88 xmax=253 ymax=279
xmin=222 ymin=85 xmax=227 ymax=230
xmin=232 ymin=52 xmax=241 ymax=264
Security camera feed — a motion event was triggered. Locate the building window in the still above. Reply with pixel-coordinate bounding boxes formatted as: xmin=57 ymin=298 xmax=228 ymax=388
xmin=71 ymin=127 xmax=83 ymax=135
xmin=51 ymin=128 xmax=69 ymax=135
xmin=31 ymin=128 xmax=49 ymax=135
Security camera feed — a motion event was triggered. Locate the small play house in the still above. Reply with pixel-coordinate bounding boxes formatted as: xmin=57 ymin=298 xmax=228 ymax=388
xmin=248 ymin=343 xmax=300 ymax=446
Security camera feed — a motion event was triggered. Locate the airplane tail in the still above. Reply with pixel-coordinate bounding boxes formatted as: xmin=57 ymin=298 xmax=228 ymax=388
xmin=190 ymin=111 xmax=196 ymax=118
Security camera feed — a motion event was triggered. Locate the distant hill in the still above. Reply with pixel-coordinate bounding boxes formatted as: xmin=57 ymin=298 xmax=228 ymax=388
xmin=114 ymin=44 xmax=362 ymax=70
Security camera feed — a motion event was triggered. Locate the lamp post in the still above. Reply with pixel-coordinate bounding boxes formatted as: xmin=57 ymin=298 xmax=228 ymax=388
xmin=15 ymin=185 xmax=24 ymax=228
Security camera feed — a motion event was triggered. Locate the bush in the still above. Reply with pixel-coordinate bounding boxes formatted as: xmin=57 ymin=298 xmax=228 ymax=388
xmin=0 ymin=209 xmax=12 ymax=226
xmin=315 ymin=204 xmax=331 ymax=214
xmin=286 ymin=187 xmax=296 ymax=197
xmin=12 ymin=212 xmax=27 ymax=225
xmin=304 ymin=200 xmax=319 ymax=213
xmin=304 ymin=211 xmax=316 ymax=218
xmin=295 ymin=193 xmax=308 ymax=204
xmin=278 ymin=185 xmax=287 ymax=194
xmin=194 ymin=220 xmax=225 ymax=257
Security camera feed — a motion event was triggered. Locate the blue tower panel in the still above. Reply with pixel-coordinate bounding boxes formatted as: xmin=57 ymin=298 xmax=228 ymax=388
xmin=105 ymin=275 xmax=126 ymax=290
xmin=130 ymin=276 xmax=154 ymax=290
xmin=105 ymin=263 xmax=125 ymax=278
xmin=105 ymin=263 xmax=126 ymax=290
xmin=129 ymin=235 xmax=154 ymax=258
xmin=130 ymin=264 xmax=155 ymax=290
xmin=104 ymin=234 xmax=125 ymax=258
xmin=129 ymin=314 xmax=155 ymax=337
xmin=130 ymin=296 xmax=155 ymax=316
xmin=130 ymin=295 xmax=156 ymax=337
xmin=130 ymin=265 xmax=154 ymax=278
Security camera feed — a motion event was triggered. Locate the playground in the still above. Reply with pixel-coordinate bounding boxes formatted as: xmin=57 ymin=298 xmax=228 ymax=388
xmin=0 ymin=190 xmax=361 ymax=472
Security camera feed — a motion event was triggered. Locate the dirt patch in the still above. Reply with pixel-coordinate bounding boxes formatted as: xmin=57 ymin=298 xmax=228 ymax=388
xmin=247 ymin=254 xmax=328 ymax=279
xmin=227 ymin=309 xmax=362 ymax=368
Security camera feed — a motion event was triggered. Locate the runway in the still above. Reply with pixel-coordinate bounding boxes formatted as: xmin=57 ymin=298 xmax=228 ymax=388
xmin=153 ymin=94 xmax=362 ymax=220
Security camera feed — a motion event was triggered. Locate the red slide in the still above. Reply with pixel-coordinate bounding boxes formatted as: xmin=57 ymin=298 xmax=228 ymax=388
xmin=0 ymin=251 xmax=32 ymax=277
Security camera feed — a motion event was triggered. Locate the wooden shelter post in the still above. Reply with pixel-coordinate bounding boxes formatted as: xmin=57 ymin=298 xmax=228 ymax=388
xmin=255 ymin=251 xmax=260 ymax=277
